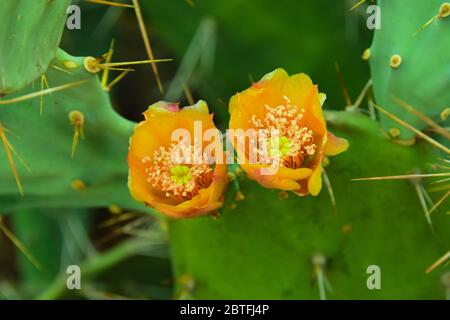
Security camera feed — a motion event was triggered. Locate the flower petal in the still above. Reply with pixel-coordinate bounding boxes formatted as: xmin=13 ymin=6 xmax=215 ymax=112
xmin=307 ymin=155 xmax=324 ymax=196
xmin=324 ymin=131 xmax=349 ymax=156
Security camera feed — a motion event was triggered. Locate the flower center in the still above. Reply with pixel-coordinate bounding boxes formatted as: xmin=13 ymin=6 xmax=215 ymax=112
xmin=142 ymin=143 xmax=214 ymax=199
xmin=170 ymin=165 xmax=192 ymax=185
xmin=250 ymin=96 xmax=317 ymax=168
xmin=269 ymin=136 xmax=292 ymax=158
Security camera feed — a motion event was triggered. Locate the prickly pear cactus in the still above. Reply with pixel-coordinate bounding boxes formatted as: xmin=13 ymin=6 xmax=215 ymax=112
xmin=169 ymin=112 xmax=449 ymax=299
xmin=0 ymin=0 xmax=71 ymax=94
xmin=166 ymin=0 xmax=450 ymax=299
xmin=0 ymin=0 xmax=448 ymax=301
xmin=0 ymin=49 xmax=151 ymax=214
xmin=369 ymin=0 xmax=450 ymax=141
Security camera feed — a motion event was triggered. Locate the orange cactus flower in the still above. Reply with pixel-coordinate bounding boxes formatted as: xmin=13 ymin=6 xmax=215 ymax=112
xmin=127 ymin=100 xmax=228 ymax=218
xmin=228 ymin=68 xmax=349 ymax=196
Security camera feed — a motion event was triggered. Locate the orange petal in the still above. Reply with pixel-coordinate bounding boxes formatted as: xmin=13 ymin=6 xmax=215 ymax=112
xmin=275 ymin=166 xmax=313 ymax=180
xmin=324 ymin=131 xmax=349 ymax=156
xmin=239 ymin=163 xmax=311 ymax=191
xmin=307 ymin=155 xmax=324 ymax=196
xmin=150 ymin=164 xmax=227 ymax=218
xmin=283 ymin=73 xmax=326 ymax=135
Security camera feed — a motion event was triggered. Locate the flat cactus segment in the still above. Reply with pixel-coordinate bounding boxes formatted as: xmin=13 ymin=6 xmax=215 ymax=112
xmin=369 ymin=0 xmax=450 ymax=140
xmin=0 ymin=0 xmax=71 ymax=94
xmin=169 ymin=111 xmax=450 ymax=299
xmin=0 ymin=49 xmax=153 ymax=214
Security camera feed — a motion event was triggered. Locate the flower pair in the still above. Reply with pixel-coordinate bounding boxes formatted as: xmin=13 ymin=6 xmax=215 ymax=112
xmin=127 ymin=68 xmax=349 ymax=218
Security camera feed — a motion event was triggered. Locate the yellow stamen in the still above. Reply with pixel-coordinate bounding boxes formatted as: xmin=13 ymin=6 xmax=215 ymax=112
xmin=144 ymin=143 xmax=213 ymax=199
xmin=250 ymin=97 xmax=316 ymax=167
xmin=269 ymin=136 xmax=291 ymax=158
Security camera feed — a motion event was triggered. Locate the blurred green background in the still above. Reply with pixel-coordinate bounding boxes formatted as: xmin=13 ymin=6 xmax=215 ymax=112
xmin=62 ymin=0 xmax=372 ymax=125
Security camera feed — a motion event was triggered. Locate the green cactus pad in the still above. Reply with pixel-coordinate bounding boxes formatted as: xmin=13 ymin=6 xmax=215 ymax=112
xmin=370 ymin=0 xmax=450 ymax=140
xmin=0 ymin=49 xmax=153 ymax=214
xmin=169 ymin=111 xmax=450 ymax=299
xmin=0 ymin=0 xmax=71 ymax=95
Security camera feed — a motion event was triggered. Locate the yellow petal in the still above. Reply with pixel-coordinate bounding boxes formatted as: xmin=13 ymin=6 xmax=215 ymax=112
xmin=324 ymin=131 xmax=349 ymax=156
xmin=276 ymin=167 xmax=313 ymax=180
xmin=128 ymin=100 xmax=228 ymax=218
xmin=307 ymin=162 xmax=323 ymax=196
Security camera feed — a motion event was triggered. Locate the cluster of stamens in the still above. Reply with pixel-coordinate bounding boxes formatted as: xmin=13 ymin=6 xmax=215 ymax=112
xmin=142 ymin=141 xmax=214 ymax=199
xmin=249 ymin=96 xmax=316 ymax=168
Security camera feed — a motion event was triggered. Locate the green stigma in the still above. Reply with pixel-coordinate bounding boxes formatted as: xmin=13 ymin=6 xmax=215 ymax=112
xmin=170 ymin=165 xmax=192 ymax=185
xmin=269 ymin=136 xmax=291 ymax=158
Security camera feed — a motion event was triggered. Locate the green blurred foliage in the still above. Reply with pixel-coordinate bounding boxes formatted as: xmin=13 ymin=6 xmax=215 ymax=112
xmin=141 ymin=0 xmax=372 ymax=124
xmin=62 ymin=0 xmax=372 ymax=124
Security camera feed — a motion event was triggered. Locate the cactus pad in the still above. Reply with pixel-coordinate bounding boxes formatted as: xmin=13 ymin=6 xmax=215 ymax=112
xmin=0 ymin=0 xmax=70 ymax=95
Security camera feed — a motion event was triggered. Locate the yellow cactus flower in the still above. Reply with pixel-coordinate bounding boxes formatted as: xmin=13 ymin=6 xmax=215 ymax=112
xmin=127 ymin=100 xmax=228 ymax=218
xmin=228 ymin=68 xmax=349 ymax=196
